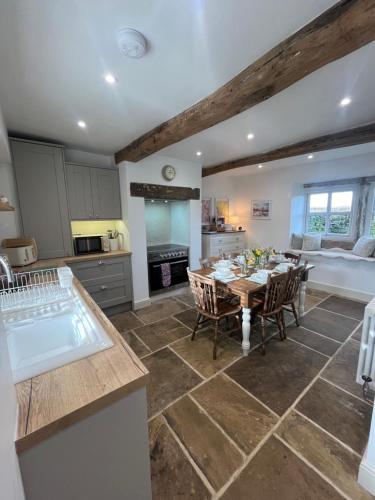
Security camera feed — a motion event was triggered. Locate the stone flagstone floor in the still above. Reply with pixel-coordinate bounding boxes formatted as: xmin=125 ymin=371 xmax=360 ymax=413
xmin=109 ymin=287 xmax=374 ymax=500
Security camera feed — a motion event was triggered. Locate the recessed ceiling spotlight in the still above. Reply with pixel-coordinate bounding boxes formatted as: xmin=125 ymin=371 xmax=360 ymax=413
xmin=77 ymin=120 xmax=86 ymax=129
xmin=118 ymin=28 xmax=147 ymax=58
xmin=247 ymin=133 xmax=254 ymax=140
xmin=258 ymin=164 xmax=263 ymax=169
xmin=340 ymin=97 xmax=351 ymax=107
xmin=164 ymin=200 xmax=168 ymax=203
xmin=104 ymin=73 xmax=117 ymax=84
xmin=196 ymin=151 xmax=202 ymax=156
xmin=308 ymin=154 xmax=314 ymax=159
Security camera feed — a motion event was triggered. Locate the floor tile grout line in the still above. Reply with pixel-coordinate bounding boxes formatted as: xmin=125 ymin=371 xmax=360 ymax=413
xmin=128 ymin=329 xmax=152 ymax=354
xmin=315 ymin=305 xmax=363 ymax=323
xmin=293 ymin=408 xmax=362 ymax=459
xmin=160 ymin=415 xmax=216 ymax=496
xmin=188 ymin=393 xmax=247 ymax=460
xmin=146 ymin=333 xmax=278 ymax=424
xmin=168 ymin=344 xmax=212 ymax=380
xmin=130 ymin=309 xmax=146 ymax=325
xmin=216 ymin=317 xmax=361 ymax=499
xmin=220 ymin=371 xmax=280 ymax=419
xmin=297 ymin=325 xmax=344 ymax=345
xmin=137 ymin=297 xmax=364 ymax=499
xmin=318 ymin=375 xmax=373 ymax=408
xmin=173 ymin=295 xmax=195 ymax=308
xmin=213 ymin=420 xmax=282 ymax=499
xmin=287 ymin=336 xmax=330 ymax=358
xmin=141 ymin=297 xmax=364 ymax=498
xmin=137 ymin=323 xmax=195 ymax=355
xmin=295 ymin=324 xmax=346 ymax=344
xmin=139 ymin=332 xmax=194 ymax=361
xmin=273 ymin=434 xmax=353 ymax=500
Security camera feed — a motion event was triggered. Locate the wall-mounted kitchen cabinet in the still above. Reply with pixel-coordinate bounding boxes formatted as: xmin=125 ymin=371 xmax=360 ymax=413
xmin=10 ymin=139 xmax=73 ymax=259
xmin=65 ymin=163 xmax=122 ymax=220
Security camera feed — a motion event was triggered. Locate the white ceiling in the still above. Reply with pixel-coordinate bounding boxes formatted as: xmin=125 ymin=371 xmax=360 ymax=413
xmin=163 ymin=42 xmax=375 ymax=167
xmin=0 ymin=0 xmax=347 ymax=159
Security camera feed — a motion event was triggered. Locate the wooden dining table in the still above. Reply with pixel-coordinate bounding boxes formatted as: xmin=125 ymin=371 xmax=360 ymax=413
xmin=191 ymin=263 xmax=315 ymax=356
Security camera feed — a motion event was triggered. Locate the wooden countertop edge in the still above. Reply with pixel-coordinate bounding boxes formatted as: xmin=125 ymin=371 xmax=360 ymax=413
xmin=15 ymin=276 xmax=148 ymax=454
xmin=13 ymin=250 xmax=132 ymax=272
xmin=15 ymin=373 xmax=148 ymax=454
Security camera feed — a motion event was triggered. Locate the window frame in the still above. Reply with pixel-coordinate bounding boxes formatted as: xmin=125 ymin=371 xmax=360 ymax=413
xmin=304 ymin=184 xmax=359 ymax=240
xmin=364 ymin=182 xmax=375 ymax=238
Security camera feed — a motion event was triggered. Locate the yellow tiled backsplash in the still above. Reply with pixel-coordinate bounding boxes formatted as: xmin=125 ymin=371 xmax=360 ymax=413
xmin=71 ymin=220 xmax=130 ymax=249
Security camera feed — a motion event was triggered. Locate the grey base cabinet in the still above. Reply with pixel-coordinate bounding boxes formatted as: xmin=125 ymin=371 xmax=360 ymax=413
xmin=10 ymin=139 xmax=73 ymax=259
xmin=65 ymin=163 xmax=122 ymax=220
xmin=68 ymin=255 xmax=132 ymax=311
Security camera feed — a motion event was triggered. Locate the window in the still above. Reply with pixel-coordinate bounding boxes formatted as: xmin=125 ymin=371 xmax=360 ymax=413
xmin=306 ymin=188 xmax=355 ymax=237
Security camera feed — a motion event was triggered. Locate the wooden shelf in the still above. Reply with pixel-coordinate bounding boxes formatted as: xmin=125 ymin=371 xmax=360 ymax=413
xmin=0 ymin=201 xmax=15 ymax=211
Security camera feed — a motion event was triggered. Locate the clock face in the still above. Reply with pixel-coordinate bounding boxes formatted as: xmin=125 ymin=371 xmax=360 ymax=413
xmin=162 ymin=165 xmax=176 ymax=181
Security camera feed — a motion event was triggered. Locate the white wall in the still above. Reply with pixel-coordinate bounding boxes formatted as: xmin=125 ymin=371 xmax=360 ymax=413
xmin=203 ymin=152 xmax=375 ymax=251
xmin=119 ymin=155 xmax=202 ymax=308
xmin=0 ymin=104 xmax=25 ymax=500
xmin=203 ymin=152 xmax=375 ymax=298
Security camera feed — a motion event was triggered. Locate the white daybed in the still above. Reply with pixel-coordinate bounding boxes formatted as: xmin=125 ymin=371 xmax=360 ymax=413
xmin=289 ymin=245 xmax=375 ymax=302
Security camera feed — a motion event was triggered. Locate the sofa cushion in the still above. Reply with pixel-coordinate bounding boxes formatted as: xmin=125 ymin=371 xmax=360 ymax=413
xmin=290 ymin=233 xmax=303 ymax=250
xmin=321 ymin=239 xmax=354 ymax=250
xmin=302 ymin=233 xmax=321 ymax=251
xmin=352 ymin=237 xmax=375 ymax=257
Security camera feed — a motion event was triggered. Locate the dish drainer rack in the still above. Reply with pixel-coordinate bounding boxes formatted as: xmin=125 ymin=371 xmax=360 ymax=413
xmin=0 ymin=267 xmax=73 ymax=311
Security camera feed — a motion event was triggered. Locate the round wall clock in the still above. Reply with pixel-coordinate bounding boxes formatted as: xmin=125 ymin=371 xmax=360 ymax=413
xmin=162 ymin=165 xmax=176 ymax=181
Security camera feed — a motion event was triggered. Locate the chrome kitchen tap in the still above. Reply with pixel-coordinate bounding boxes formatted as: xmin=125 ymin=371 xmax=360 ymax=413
xmin=0 ymin=254 xmax=14 ymax=284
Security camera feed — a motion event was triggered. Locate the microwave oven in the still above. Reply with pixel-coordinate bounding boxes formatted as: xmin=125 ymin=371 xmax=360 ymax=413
xmin=73 ymin=235 xmax=109 ymax=255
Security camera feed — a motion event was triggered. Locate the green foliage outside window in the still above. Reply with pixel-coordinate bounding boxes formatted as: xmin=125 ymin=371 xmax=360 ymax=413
xmin=329 ymin=215 xmax=350 ymax=234
xmin=371 ymin=216 xmax=375 ymax=238
xmin=308 ymin=215 xmax=325 ymax=233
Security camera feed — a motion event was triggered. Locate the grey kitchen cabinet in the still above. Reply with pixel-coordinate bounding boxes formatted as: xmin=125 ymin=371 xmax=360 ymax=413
xmin=91 ymin=168 xmax=122 ymax=219
xmin=65 ymin=163 xmax=122 ymax=220
xmin=65 ymin=163 xmax=93 ymax=220
xmin=10 ymin=139 xmax=73 ymax=259
xmin=68 ymin=255 xmax=132 ymax=311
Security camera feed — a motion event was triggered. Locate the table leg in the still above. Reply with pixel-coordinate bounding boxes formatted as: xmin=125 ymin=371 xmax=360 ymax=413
xmin=241 ymin=307 xmax=251 ymax=356
xmin=298 ymin=281 xmax=307 ymax=317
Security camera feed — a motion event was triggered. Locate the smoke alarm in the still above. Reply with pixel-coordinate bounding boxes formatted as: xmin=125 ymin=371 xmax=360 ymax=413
xmin=118 ymin=28 xmax=147 ymax=58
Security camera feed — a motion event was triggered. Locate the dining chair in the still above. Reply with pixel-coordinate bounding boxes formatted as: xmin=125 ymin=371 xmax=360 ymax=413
xmin=282 ymin=262 xmax=308 ymax=332
xmin=251 ymin=272 xmax=289 ymax=355
xmin=199 ymin=256 xmax=220 ymax=269
xmin=199 ymin=256 xmax=238 ymax=304
xmin=283 ymin=252 xmax=301 ymax=265
xmin=187 ymin=269 xmax=241 ymax=360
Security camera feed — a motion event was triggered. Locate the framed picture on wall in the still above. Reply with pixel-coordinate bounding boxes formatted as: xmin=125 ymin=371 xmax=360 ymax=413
xmin=251 ymin=200 xmax=272 ymax=220
xmin=215 ymin=198 xmax=229 ymax=221
xmin=201 ymin=198 xmax=212 ymax=224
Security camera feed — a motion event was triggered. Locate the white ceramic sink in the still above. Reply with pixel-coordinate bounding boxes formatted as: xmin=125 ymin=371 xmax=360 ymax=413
xmin=2 ymin=286 xmax=113 ymax=383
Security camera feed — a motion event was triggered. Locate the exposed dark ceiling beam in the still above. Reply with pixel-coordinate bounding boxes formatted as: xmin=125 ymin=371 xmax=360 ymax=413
xmin=202 ymin=122 xmax=375 ymax=176
xmin=115 ymin=0 xmax=375 ymax=164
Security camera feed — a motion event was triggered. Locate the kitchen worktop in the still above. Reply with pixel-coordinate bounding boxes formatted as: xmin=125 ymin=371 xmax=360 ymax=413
xmin=11 ymin=251 xmax=148 ymax=454
xmin=13 ymin=249 xmax=132 ymax=272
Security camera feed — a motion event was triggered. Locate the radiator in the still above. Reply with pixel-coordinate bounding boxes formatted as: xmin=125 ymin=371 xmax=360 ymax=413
xmin=357 ymin=297 xmax=375 ymax=390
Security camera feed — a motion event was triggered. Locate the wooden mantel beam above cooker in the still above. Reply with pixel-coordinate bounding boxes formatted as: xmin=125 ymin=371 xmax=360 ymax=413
xmin=202 ymin=122 xmax=375 ymax=176
xmin=115 ymin=0 xmax=375 ymax=164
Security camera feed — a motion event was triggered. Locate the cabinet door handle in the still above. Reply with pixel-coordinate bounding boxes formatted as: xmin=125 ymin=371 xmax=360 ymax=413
xmin=100 ymin=285 xmax=107 ymax=290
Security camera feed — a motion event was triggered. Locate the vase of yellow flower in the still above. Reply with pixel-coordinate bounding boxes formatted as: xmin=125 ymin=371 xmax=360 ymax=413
xmin=252 ymin=248 xmax=264 ymax=269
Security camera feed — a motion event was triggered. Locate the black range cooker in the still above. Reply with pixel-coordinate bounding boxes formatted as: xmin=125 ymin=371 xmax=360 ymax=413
xmin=147 ymin=244 xmax=189 ymax=292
